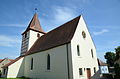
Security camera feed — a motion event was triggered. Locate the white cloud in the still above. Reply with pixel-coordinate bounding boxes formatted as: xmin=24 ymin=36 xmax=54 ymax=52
xmin=53 ymin=6 xmax=77 ymax=24
xmin=0 ymin=35 xmax=21 ymax=47
xmin=0 ymin=53 xmax=19 ymax=59
xmin=40 ymin=6 xmax=78 ymax=32
xmin=93 ymin=29 xmax=109 ymax=35
xmin=0 ymin=24 xmax=26 ymax=27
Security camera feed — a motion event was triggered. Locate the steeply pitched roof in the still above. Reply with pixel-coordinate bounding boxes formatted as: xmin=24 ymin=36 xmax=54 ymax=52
xmin=26 ymin=15 xmax=81 ymax=55
xmin=2 ymin=56 xmax=23 ymax=68
xmin=22 ymin=13 xmax=45 ymax=35
xmin=98 ymin=59 xmax=107 ymax=66
xmin=2 ymin=15 xmax=81 ymax=68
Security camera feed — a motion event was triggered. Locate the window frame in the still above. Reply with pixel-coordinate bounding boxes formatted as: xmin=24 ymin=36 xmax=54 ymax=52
xmin=94 ymin=67 xmax=96 ymax=73
xmin=91 ymin=49 xmax=94 ymax=58
xmin=79 ymin=68 xmax=83 ymax=76
xmin=77 ymin=45 xmax=80 ymax=56
xmin=47 ymin=54 xmax=50 ymax=70
xmin=30 ymin=58 xmax=33 ymax=70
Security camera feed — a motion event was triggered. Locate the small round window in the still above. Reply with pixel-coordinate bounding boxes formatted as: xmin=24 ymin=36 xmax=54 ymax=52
xmin=82 ymin=31 xmax=86 ymax=38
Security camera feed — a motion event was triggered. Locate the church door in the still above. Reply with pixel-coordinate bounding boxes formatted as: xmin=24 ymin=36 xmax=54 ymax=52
xmin=86 ymin=68 xmax=91 ymax=79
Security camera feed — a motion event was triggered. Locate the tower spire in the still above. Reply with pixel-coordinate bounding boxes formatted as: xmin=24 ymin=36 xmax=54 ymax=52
xmin=21 ymin=13 xmax=45 ymax=56
xmin=22 ymin=13 xmax=45 ymax=35
xmin=35 ymin=8 xmax=37 ymax=13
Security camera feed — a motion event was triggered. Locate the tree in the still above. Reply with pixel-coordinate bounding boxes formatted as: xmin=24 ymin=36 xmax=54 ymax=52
xmin=114 ymin=63 xmax=120 ymax=79
xmin=115 ymin=46 xmax=120 ymax=60
xmin=104 ymin=52 xmax=115 ymax=67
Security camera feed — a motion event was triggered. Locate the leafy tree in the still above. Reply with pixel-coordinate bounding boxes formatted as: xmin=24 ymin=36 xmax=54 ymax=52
xmin=104 ymin=52 xmax=115 ymax=67
xmin=115 ymin=46 xmax=120 ymax=60
xmin=114 ymin=63 xmax=120 ymax=79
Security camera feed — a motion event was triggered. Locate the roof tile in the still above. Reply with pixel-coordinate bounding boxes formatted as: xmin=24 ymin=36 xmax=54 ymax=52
xmin=26 ymin=15 xmax=81 ymax=55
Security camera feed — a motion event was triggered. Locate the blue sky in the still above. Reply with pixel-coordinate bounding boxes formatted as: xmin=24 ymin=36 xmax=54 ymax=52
xmin=0 ymin=0 xmax=120 ymax=62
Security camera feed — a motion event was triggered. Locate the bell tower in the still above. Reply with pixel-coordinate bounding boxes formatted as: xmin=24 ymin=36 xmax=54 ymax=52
xmin=21 ymin=13 xmax=45 ymax=56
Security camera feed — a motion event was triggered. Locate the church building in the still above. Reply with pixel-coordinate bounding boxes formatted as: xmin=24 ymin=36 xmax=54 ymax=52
xmin=2 ymin=13 xmax=99 ymax=79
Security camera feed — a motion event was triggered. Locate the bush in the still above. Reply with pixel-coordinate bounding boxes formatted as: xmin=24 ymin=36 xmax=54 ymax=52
xmin=103 ymin=74 xmax=113 ymax=79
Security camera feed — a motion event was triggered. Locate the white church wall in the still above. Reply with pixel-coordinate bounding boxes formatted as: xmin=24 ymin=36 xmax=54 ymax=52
xmin=71 ymin=16 xmax=99 ymax=79
xmin=28 ymin=30 xmax=44 ymax=50
xmin=24 ymin=44 xmax=69 ymax=79
xmin=7 ymin=57 xmax=24 ymax=78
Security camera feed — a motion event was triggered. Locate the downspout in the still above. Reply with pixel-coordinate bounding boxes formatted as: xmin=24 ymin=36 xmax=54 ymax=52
xmin=66 ymin=43 xmax=70 ymax=79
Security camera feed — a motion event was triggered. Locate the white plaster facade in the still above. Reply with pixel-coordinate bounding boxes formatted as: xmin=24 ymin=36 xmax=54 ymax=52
xmin=6 ymin=57 xmax=24 ymax=78
xmin=70 ymin=16 xmax=99 ymax=79
xmin=21 ymin=30 xmax=44 ymax=55
xmin=24 ymin=44 xmax=69 ymax=79
xmin=3 ymin=15 xmax=99 ymax=79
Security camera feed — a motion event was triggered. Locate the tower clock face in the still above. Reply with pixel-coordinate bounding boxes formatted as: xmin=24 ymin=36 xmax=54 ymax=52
xmin=82 ymin=31 xmax=86 ymax=38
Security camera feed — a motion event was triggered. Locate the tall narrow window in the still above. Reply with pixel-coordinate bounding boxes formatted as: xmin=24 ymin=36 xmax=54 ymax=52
xmin=79 ymin=68 xmax=83 ymax=75
xmin=91 ymin=49 xmax=94 ymax=58
xmin=25 ymin=33 xmax=27 ymax=38
xmin=3 ymin=69 xmax=6 ymax=75
xmin=47 ymin=54 xmax=50 ymax=70
xmin=94 ymin=67 xmax=96 ymax=73
xmin=31 ymin=58 xmax=33 ymax=70
xmin=77 ymin=45 xmax=80 ymax=56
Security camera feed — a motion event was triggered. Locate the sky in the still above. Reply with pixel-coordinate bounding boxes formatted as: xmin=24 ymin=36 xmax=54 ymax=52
xmin=0 ymin=0 xmax=120 ymax=62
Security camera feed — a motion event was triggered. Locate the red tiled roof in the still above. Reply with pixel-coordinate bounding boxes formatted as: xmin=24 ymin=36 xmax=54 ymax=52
xmin=22 ymin=13 xmax=46 ymax=35
xmin=9 ymin=59 xmax=14 ymax=62
xmin=97 ymin=59 xmax=107 ymax=66
xmin=0 ymin=59 xmax=3 ymax=63
xmin=26 ymin=15 xmax=81 ymax=55
xmin=0 ymin=58 xmax=14 ymax=64
xmin=2 ymin=56 xmax=23 ymax=68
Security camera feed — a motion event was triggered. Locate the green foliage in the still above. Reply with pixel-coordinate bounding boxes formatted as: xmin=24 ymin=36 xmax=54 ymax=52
xmin=114 ymin=63 xmax=120 ymax=79
xmin=115 ymin=46 xmax=120 ymax=60
xmin=104 ymin=52 xmax=115 ymax=67
xmin=103 ymin=74 xmax=113 ymax=79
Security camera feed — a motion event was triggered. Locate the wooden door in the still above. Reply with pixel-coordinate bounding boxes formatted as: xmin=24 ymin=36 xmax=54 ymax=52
xmin=86 ymin=68 xmax=91 ymax=79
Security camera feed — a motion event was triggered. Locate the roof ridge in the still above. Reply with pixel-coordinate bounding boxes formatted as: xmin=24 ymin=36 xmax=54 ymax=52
xmin=22 ymin=13 xmax=45 ymax=35
xmin=26 ymin=15 xmax=81 ymax=55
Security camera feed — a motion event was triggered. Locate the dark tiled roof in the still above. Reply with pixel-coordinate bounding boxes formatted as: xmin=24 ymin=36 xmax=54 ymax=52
xmin=26 ymin=15 xmax=81 ymax=55
xmin=22 ymin=13 xmax=46 ymax=35
xmin=97 ymin=59 xmax=107 ymax=66
xmin=2 ymin=56 xmax=23 ymax=68
xmin=3 ymin=15 xmax=81 ymax=67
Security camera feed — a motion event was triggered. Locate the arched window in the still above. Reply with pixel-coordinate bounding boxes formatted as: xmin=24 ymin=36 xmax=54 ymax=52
xmin=77 ymin=45 xmax=80 ymax=56
xmin=91 ymin=49 xmax=94 ymax=58
xmin=47 ymin=54 xmax=50 ymax=70
xmin=31 ymin=58 xmax=33 ymax=70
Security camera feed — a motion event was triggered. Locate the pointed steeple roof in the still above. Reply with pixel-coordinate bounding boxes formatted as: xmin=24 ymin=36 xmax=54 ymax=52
xmin=22 ymin=13 xmax=45 ymax=35
xmin=26 ymin=15 xmax=81 ymax=55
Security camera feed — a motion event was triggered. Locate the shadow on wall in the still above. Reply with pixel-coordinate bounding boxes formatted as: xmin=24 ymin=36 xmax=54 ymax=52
xmin=91 ymin=70 xmax=100 ymax=79
xmin=16 ymin=58 xmax=25 ymax=78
